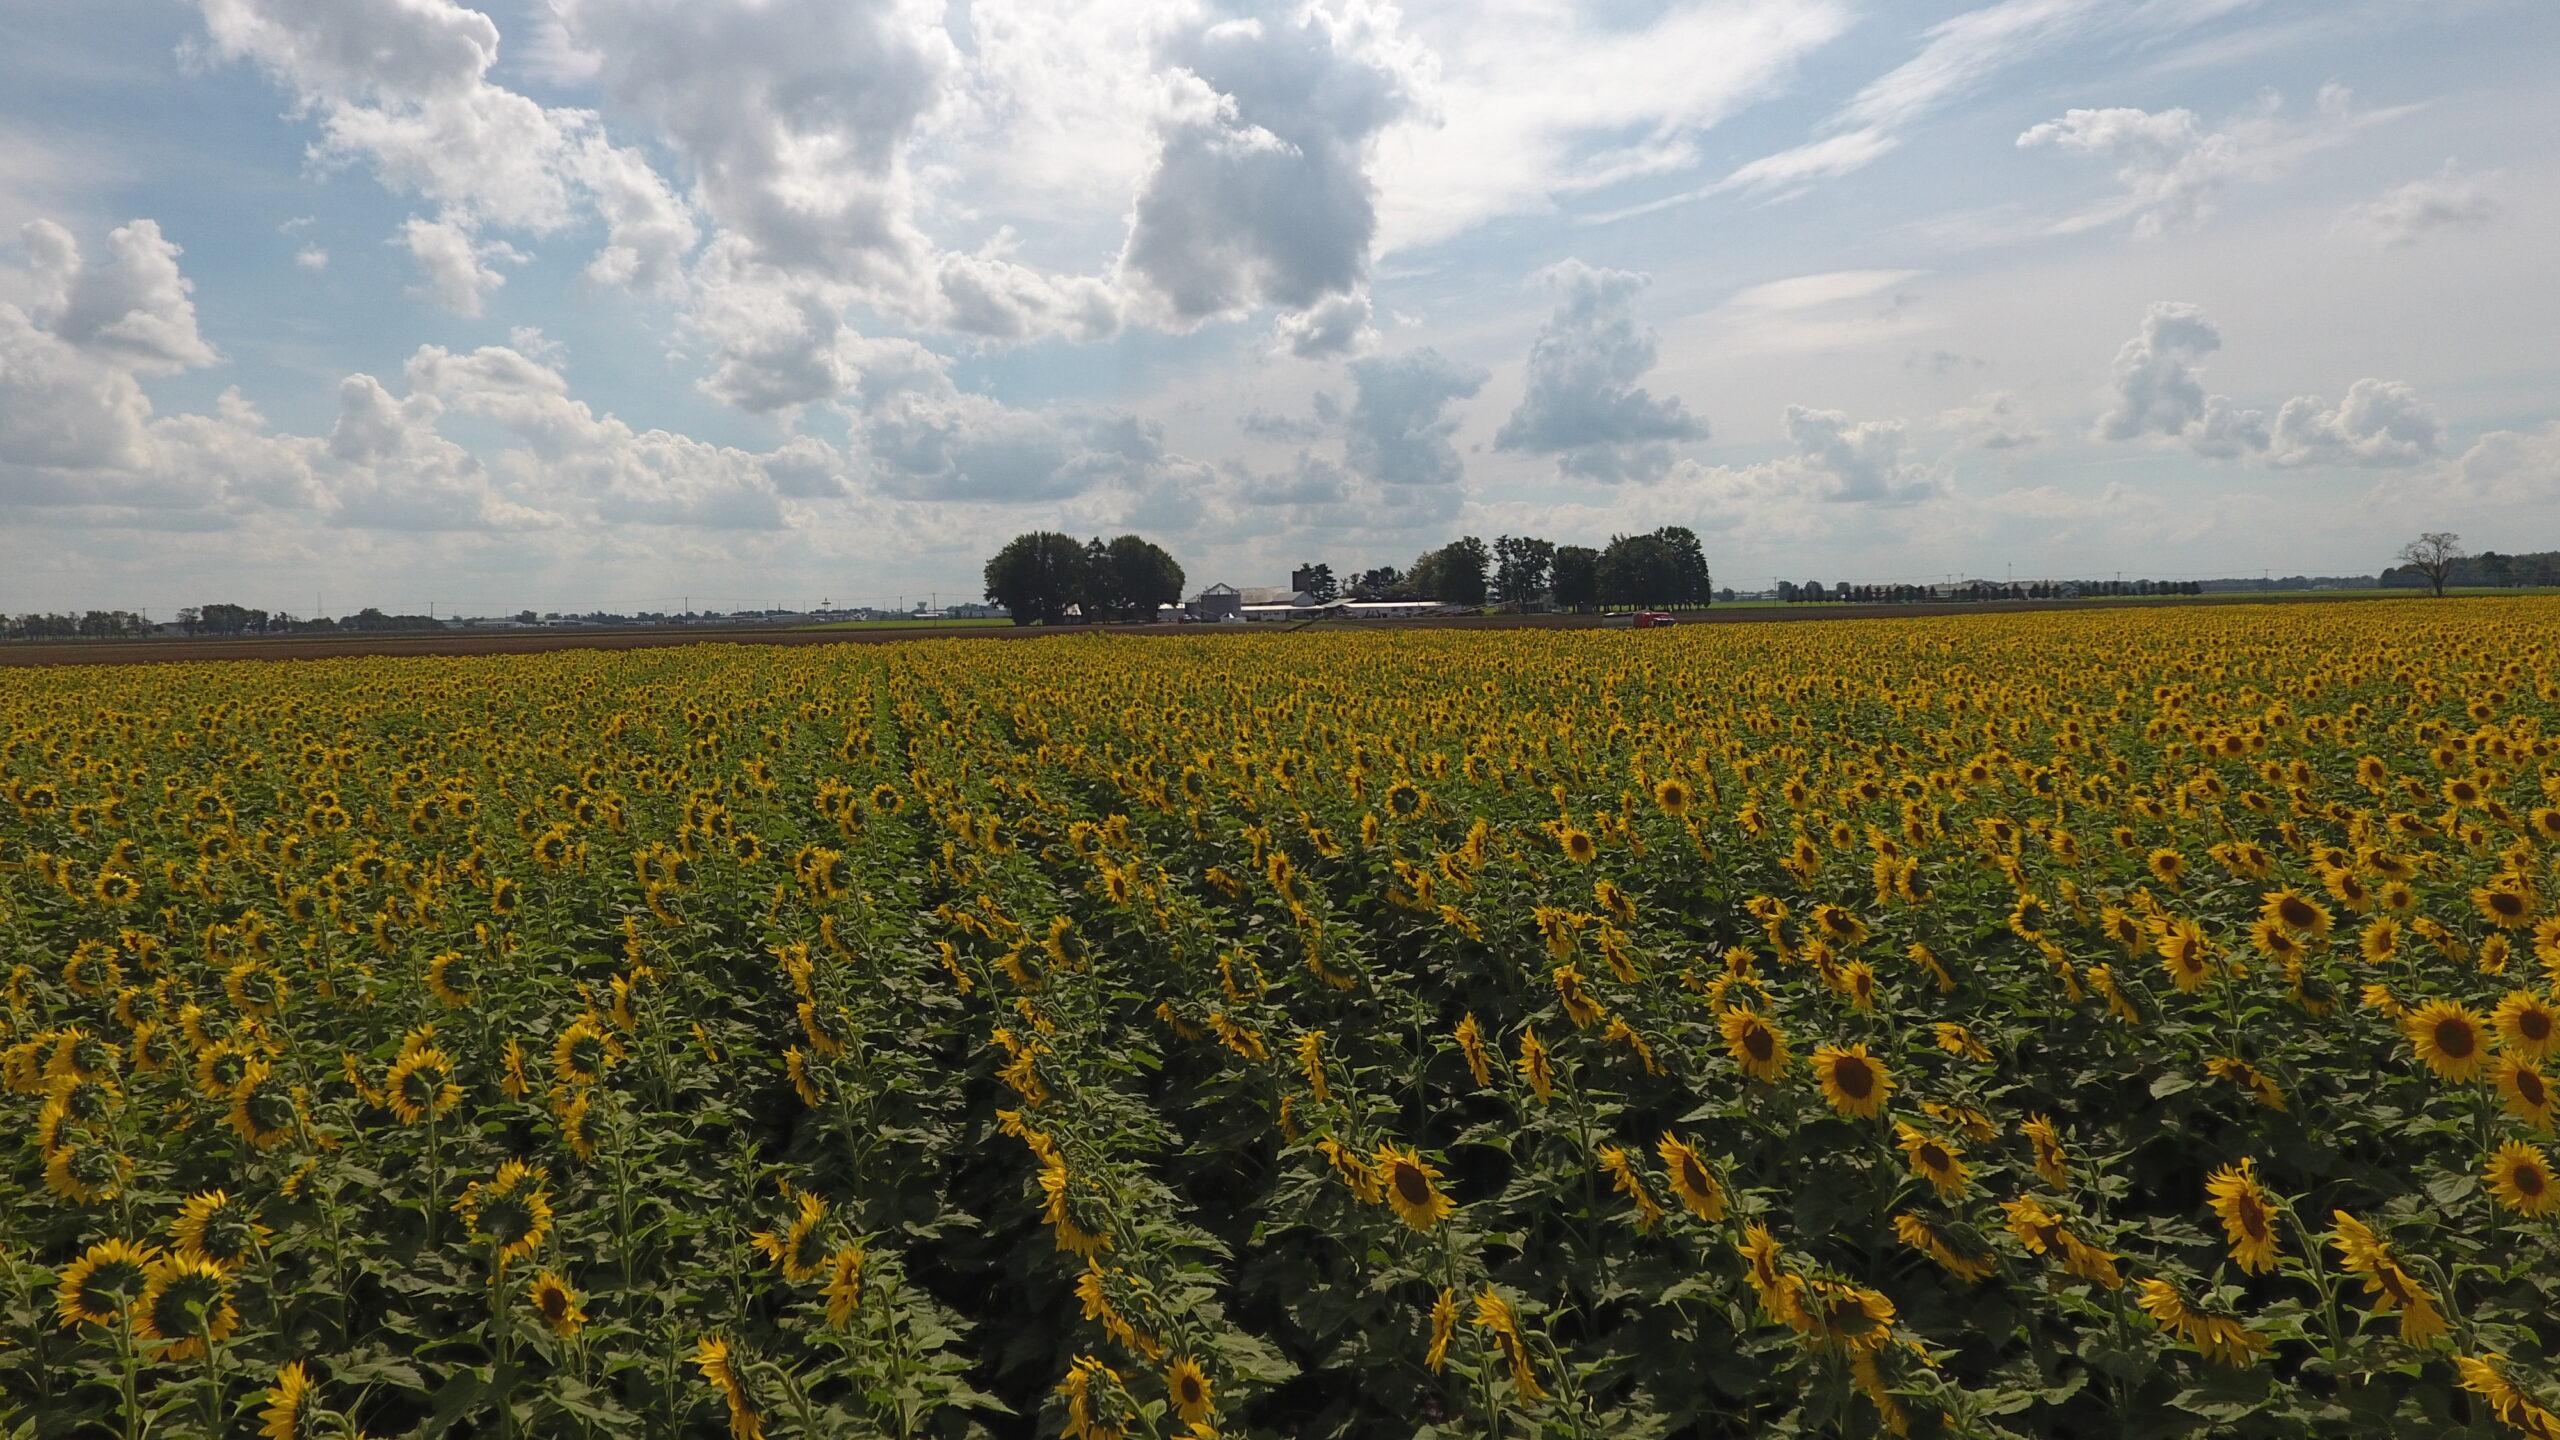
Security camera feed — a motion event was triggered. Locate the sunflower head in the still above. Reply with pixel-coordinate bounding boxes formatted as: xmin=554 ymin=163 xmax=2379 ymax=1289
xmin=526 ymin=1269 xmax=588 ymax=1337
xmin=173 ymin=1190 xmax=271 ymax=1270
xmin=2406 ymin=1000 xmax=2490 ymax=1082
xmin=55 ymin=1237 xmax=158 ymax=1328
xmin=2486 ymin=1141 xmax=2556 ymax=1217
xmin=135 ymin=1256 xmax=238 ymax=1360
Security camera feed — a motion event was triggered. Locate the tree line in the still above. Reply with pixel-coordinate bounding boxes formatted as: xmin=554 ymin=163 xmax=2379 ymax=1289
xmin=1303 ymin=527 xmax=1715 ymax=610
xmin=1773 ymin=578 xmax=2207 ymax=603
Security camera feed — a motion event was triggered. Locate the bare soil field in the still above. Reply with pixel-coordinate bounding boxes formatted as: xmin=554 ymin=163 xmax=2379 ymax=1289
xmin=0 ymin=588 xmax=2448 ymax=668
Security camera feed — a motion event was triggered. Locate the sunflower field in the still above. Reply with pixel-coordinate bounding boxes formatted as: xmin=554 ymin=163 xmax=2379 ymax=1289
xmin=7 ymin=599 xmax=2560 ymax=1439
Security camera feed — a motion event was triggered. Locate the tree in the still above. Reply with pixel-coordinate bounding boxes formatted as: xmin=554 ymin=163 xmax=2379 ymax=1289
xmin=2397 ymin=531 xmax=2464 ymax=597
xmin=1085 ymin=534 xmax=1186 ymax=622
xmin=1552 ymin=546 xmax=1600 ymax=609
xmin=1292 ymin=563 xmax=1339 ymax=602
xmin=984 ymin=532 xmax=1091 ymax=625
xmin=1350 ymin=566 xmax=1404 ymax=601
xmin=1596 ymin=533 xmax=1682 ymax=606
xmin=1491 ymin=535 xmax=1557 ymax=606
xmin=1653 ymin=526 xmax=1712 ymax=605
xmin=1407 ymin=537 xmax=1489 ymax=605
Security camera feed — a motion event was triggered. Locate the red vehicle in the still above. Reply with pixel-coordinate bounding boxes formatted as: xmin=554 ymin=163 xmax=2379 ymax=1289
xmin=1602 ymin=610 xmax=1677 ymax=629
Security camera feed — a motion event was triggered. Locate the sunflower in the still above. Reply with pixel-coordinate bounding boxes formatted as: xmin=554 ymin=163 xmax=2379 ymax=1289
xmin=424 ymin=951 xmax=474 ymax=1008
xmin=1453 ymin=1014 xmax=1493 ymax=1087
xmin=1656 ymin=1132 xmax=1727 ymax=1221
xmin=171 ymin=1190 xmax=271 ymax=1271
xmin=1381 ymin=779 xmax=1424 ymax=819
xmin=1424 ymin=1287 xmax=1458 ymax=1372
xmin=752 ymin=1188 xmax=831 ymax=1281
xmin=1652 ymin=776 xmax=1693 ymax=816
xmin=1811 ymin=1043 xmax=1894 ymax=1119
xmin=552 ymin=1018 xmax=619 ymax=1088
xmin=2494 ymin=990 xmax=2558 ymax=1060
xmin=2329 ymin=1211 xmax=2449 ymax=1344
xmin=2475 ymin=884 xmax=2534 ymax=930
xmin=1893 ymin=1122 xmax=1969 ymax=1198
xmin=2494 ymin=1055 xmax=2555 ymax=1131
xmin=2135 ymin=1279 xmax=2269 ymax=1368
xmin=1557 ymin=827 xmax=1597 ymax=864
xmin=526 ymin=1269 xmax=588 ymax=1337
xmin=45 ymin=1133 xmax=132 ymax=1204
xmin=1164 ymin=1356 xmax=1214 ymax=1425
xmin=134 ymin=1255 xmax=238 ymax=1360
xmin=453 ymin=1159 xmax=554 ymax=1269
xmin=821 ymin=1246 xmax=865 ymax=1328
xmin=384 ymin=1044 xmax=461 ymax=1125
xmin=2147 ymin=848 xmax=2188 ymax=889
xmin=1470 ymin=1287 xmax=1545 ymax=1402
xmin=1892 ymin=1213 xmax=1994 ymax=1283
xmin=2156 ymin=920 xmax=2214 ymax=992
xmin=2257 ymin=888 xmax=2331 ymax=940
xmin=1516 ymin=1028 xmax=1555 ymax=1104
xmin=2405 ymin=999 xmax=2491 ymax=1082
xmin=54 ymin=1237 xmax=157 ymax=1328
xmin=2486 ymin=1141 xmax=2557 ymax=1217
xmin=260 ymin=1361 xmax=324 ymax=1440
xmin=1375 ymin=1145 xmax=1455 ymax=1231
xmin=1719 ymin=1006 xmax=1790 ymax=1082
xmin=2020 ymin=1114 xmax=2070 ymax=1189
xmin=2203 ymin=1159 xmax=2280 ymax=1274
xmin=693 ymin=1334 xmax=763 ymax=1440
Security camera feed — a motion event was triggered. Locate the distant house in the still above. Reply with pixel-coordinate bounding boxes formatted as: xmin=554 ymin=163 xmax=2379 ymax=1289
xmin=1195 ymin=583 xmax=1243 ymax=622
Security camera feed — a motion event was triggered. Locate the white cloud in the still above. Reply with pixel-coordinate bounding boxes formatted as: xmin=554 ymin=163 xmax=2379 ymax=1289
xmin=1782 ymin=404 xmax=1942 ymax=503
xmin=192 ymin=0 xmax=699 ymax=294
xmin=2021 ymin=84 xmax=2411 ymax=239
xmin=1494 ymin=260 xmax=1703 ymax=483
xmin=2338 ymin=163 xmax=2497 ymax=247
xmin=23 ymin=218 xmax=218 ymax=374
xmin=1382 ymin=0 xmax=1849 ymax=243
xmin=294 ymin=245 xmax=329 ymax=270
xmin=2432 ymin=423 xmax=2560 ymax=505
xmin=1273 ymin=288 xmax=1374 ymax=359
xmin=1344 ymin=345 xmax=1485 ymax=493
xmin=1119 ymin=2 xmax=1419 ymax=325
xmin=2097 ymin=301 xmax=2443 ymax=468
xmin=399 ymin=214 xmax=520 ymax=316
xmin=2269 ymin=379 xmax=2440 ymax=469
xmin=2096 ymin=300 xmax=2263 ymax=454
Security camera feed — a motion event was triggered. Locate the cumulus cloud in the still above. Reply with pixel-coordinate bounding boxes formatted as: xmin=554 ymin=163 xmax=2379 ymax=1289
xmin=1119 ymin=1 xmax=1418 ymax=325
xmin=554 ymin=0 xmax=948 ymax=292
xmin=1343 ymin=346 xmax=1485 ymax=492
xmin=2020 ymin=85 xmax=2410 ymax=239
xmin=294 ymin=246 xmax=330 ymax=271
xmin=2432 ymin=424 xmax=2560 ymax=504
xmin=1273 ymin=288 xmax=1375 ymax=359
xmin=1782 ymin=405 xmax=1941 ymax=503
xmin=2097 ymin=302 xmax=2442 ymax=468
xmin=1494 ymin=260 xmax=1703 ymax=483
xmin=2339 ymin=163 xmax=2497 ymax=246
xmin=399 ymin=214 xmax=521 ymax=316
xmin=2270 ymin=379 xmax=2441 ymax=469
xmin=22 ymin=218 xmax=218 ymax=374
xmin=191 ymin=0 xmax=699 ymax=296
xmin=2096 ymin=301 xmax=2265 ymax=455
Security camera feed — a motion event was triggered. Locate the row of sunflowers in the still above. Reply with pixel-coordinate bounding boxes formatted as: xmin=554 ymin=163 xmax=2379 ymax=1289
xmin=6 ymin=598 xmax=2560 ymax=1437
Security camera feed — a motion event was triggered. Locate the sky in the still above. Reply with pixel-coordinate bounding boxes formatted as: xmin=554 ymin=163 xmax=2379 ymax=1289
xmin=1 ymin=0 xmax=2554 ymax=617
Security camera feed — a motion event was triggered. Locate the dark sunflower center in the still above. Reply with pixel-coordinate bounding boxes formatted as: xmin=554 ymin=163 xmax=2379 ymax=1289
xmin=2238 ymin=1197 xmax=2268 ymax=1240
xmin=1743 ymin=1027 xmax=1774 ymax=1063
xmin=1834 ymin=1058 xmax=1874 ymax=1098
xmin=2518 ymin=1070 xmax=2549 ymax=1107
xmin=1679 ymin=1156 xmax=1710 ymax=1191
xmin=2279 ymin=898 xmax=2314 ymax=927
xmin=540 ymin=1287 xmax=569 ymax=1319
xmin=2523 ymin=1010 xmax=2553 ymax=1042
xmin=2516 ymin=1166 xmax=2548 ymax=1197
xmin=2437 ymin=1019 xmax=2477 ymax=1059
xmin=1392 ymin=1164 xmax=1432 ymax=1207
xmin=1919 ymin=1144 xmax=1949 ymax=1171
